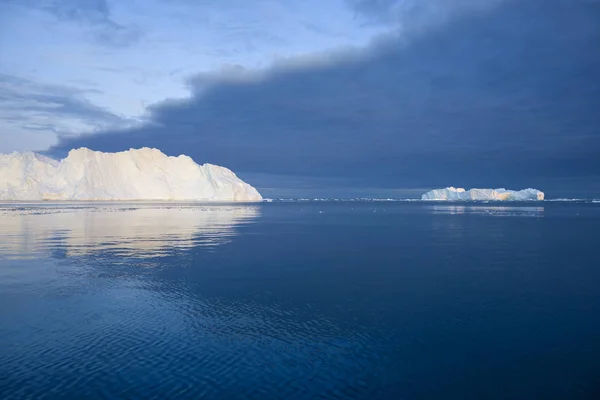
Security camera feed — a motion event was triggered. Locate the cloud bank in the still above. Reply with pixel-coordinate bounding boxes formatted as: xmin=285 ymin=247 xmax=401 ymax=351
xmin=45 ymin=0 xmax=600 ymax=196
xmin=0 ymin=0 xmax=391 ymax=151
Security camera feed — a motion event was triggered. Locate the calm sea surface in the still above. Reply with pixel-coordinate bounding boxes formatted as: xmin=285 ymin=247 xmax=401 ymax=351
xmin=1 ymin=201 xmax=599 ymax=399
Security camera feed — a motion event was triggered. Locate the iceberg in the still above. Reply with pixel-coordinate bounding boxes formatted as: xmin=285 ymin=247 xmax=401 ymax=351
xmin=0 ymin=148 xmax=262 ymax=201
xmin=421 ymin=187 xmax=544 ymax=201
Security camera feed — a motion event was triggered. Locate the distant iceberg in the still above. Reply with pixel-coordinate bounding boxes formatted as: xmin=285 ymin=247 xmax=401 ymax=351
xmin=421 ymin=187 xmax=544 ymax=201
xmin=0 ymin=148 xmax=262 ymax=201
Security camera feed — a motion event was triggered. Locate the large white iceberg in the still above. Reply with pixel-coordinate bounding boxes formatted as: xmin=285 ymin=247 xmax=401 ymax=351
xmin=421 ymin=187 xmax=544 ymax=201
xmin=0 ymin=147 xmax=262 ymax=201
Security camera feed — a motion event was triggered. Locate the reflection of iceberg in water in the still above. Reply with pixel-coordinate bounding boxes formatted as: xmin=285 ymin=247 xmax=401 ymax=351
xmin=427 ymin=205 xmax=544 ymax=217
xmin=0 ymin=203 xmax=260 ymax=259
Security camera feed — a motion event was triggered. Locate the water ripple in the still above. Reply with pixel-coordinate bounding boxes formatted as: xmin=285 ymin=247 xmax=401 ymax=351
xmin=0 ymin=203 xmax=260 ymax=260
xmin=2 ymin=203 xmax=600 ymax=399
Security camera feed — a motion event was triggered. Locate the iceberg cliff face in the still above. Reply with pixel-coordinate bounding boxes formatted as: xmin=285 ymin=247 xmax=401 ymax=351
xmin=421 ymin=187 xmax=544 ymax=201
xmin=0 ymin=148 xmax=262 ymax=201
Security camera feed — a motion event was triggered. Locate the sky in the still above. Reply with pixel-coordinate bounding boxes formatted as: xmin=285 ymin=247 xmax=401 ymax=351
xmin=1 ymin=0 xmax=599 ymax=198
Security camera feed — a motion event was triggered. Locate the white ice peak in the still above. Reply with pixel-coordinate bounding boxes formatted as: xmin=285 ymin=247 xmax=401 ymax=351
xmin=0 ymin=148 xmax=262 ymax=201
xmin=421 ymin=187 xmax=544 ymax=201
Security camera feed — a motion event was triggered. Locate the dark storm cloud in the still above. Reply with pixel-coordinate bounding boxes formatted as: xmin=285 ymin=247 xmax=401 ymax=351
xmin=49 ymin=0 xmax=600 ymax=193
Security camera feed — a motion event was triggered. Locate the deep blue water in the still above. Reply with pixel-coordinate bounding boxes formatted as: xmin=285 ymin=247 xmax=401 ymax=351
xmin=1 ymin=201 xmax=599 ymax=399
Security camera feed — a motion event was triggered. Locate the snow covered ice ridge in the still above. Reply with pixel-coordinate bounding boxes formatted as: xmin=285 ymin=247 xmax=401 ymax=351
xmin=421 ymin=187 xmax=544 ymax=201
xmin=0 ymin=148 xmax=262 ymax=201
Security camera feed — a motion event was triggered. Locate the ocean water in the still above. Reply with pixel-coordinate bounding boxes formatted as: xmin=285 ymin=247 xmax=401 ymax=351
xmin=1 ymin=201 xmax=599 ymax=399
